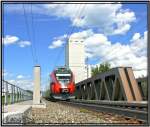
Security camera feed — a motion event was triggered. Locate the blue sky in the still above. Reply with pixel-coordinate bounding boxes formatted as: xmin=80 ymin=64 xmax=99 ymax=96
xmin=2 ymin=3 xmax=147 ymax=90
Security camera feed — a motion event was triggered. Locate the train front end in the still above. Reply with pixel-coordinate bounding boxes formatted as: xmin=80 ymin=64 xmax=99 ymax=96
xmin=50 ymin=67 xmax=75 ymax=100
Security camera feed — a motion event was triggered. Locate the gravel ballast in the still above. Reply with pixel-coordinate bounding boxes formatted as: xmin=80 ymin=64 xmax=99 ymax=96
xmin=26 ymin=99 xmax=142 ymax=124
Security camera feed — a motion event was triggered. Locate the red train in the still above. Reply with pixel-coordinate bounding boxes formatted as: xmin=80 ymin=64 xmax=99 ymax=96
xmin=49 ymin=67 xmax=75 ymax=100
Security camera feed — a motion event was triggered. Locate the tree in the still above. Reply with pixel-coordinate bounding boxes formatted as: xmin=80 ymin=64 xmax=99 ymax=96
xmin=26 ymin=90 xmax=33 ymax=94
xmin=91 ymin=62 xmax=111 ymax=76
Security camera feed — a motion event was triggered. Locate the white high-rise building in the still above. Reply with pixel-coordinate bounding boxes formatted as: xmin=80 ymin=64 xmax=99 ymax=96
xmin=65 ymin=37 xmax=88 ymax=83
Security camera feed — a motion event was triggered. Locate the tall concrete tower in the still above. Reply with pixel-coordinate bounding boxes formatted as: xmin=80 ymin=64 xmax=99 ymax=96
xmin=65 ymin=37 xmax=87 ymax=83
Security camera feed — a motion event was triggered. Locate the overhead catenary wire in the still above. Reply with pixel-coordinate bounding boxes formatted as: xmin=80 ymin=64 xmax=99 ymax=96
xmin=52 ymin=4 xmax=87 ymax=69
xmin=67 ymin=4 xmax=86 ymax=40
xmin=30 ymin=4 xmax=38 ymax=64
xmin=53 ymin=4 xmax=82 ymax=68
xmin=46 ymin=5 xmax=81 ymax=74
xmin=22 ymin=4 xmax=38 ymax=65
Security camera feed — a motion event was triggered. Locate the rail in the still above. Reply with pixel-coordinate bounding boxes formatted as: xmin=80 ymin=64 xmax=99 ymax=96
xmin=2 ymin=80 xmax=33 ymax=105
xmin=60 ymin=99 xmax=148 ymax=123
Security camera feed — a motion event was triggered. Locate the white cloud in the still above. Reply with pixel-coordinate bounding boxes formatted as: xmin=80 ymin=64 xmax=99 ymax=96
xmin=3 ymin=71 xmax=33 ymax=90
xmin=48 ymin=29 xmax=94 ymax=49
xmin=115 ymin=11 xmax=136 ymax=23
xmin=5 ymin=4 xmax=136 ymax=35
xmin=114 ymin=11 xmax=136 ymax=35
xmin=2 ymin=35 xmax=19 ymax=45
xmin=113 ymin=24 xmax=131 ymax=35
xmin=130 ymin=33 xmax=140 ymax=42
xmin=17 ymin=75 xmax=24 ymax=79
xmin=2 ymin=69 xmax=14 ymax=79
xmin=8 ymin=79 xmax=33 ymax=91
xmin=18 ymin=41 xmax=31 ymax=47
xmin=9 ymin=79 xmax=15 ymax=83
xmin=70 ymin=29 xmax=93 ymax=38
xmin=44 ymin=4 xmax=136 ymax=35
xmin=2 ymin=69 xmax=8 ymax=77
xmin=130 ymin=31 xmax=147 ymax=57
xmin=133 ymin=70 xmax=147 ymax=79
xmin=48 ymin=34 xmax=68 ymax=49
xmin=48 ymin=38 xmax=66 ymax=49
xmin=2 ymin=35 xmax=31 ymax=48
xmin=53 ymin=34 xmax=67 ymax=40
xmin=65 ymin=30 xmax=147 ymax=78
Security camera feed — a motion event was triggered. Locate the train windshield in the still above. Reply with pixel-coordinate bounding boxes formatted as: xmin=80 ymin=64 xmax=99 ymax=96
xmin=56 ymin=73 xmax=71 ymax=85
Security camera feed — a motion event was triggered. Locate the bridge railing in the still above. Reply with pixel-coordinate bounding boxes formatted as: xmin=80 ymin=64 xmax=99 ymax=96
xmin=75 ymin=67 xmax=143 ymax=102
xmin=2 ymin=80 xmax=33 ymax=105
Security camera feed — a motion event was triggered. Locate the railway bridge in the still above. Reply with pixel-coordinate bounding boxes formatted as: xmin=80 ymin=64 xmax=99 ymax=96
xmin=75 ymin=67 xmax=145 ymax=101
xmin=2 ymin=66 xmax=148 ymax=125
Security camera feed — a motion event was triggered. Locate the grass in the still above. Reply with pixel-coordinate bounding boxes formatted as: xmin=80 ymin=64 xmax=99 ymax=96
xmin=2 ymin=95 xmax=11 ymax=105
xmin=80 ymin=108 xmax=89 ymax=113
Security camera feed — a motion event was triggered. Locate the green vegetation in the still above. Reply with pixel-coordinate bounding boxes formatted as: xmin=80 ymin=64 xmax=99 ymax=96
xmin=80 ymin=108 xmax=89 ymax=113
xmin=2 ymin=96 xmax=5 ymax=104
xmin=44 ymin=89 xmax=50 ymax=98
xmin=2 ymin=95 xmax=11 ymax=105
xmin=26 ymin=90 xmax=33 ymax=94
xmin=140 ymin=81 xmax=147 ymax=100
xmin=2 ymin=94 xmax=21 ymax=105
xmin=91 ymin=62 xmax=111 ymax=76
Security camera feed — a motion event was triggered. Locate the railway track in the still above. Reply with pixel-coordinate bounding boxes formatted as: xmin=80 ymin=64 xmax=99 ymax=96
xmin=60 ymin=99 xmax=148 ymax=123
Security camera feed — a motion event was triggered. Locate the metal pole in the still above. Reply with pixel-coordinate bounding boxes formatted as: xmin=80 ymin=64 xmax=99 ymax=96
xmin=11 ymin=85 xmax=14 ymax=104
xmin=27 ymin=92 xmax=29 ymax=100
xmin=14 ymin=86 xmax=16 ymax=103
xmin=18 ymin=88 xmax=20 ymax=102
xmin=20 ymin=90 xmax=22 ymax=101
xmin=24 ymin=91 xmax=26 ymax=100
xmin=26 ymin=92 xmax=28 ymax=100
xmin=21 ymin=89 xmax=23 ymax=101
xmin=5 ymin=82 xmax=8 ymax=105
xmin=16 ymin=87 xmax=18 ymax=102
xmin=11 ymin=85 xmax=12 ymax=104
xmin=22 ymin=90 xmax=24 ymax=101
xmin=19 ymin=88 xmax=21 ymax=101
